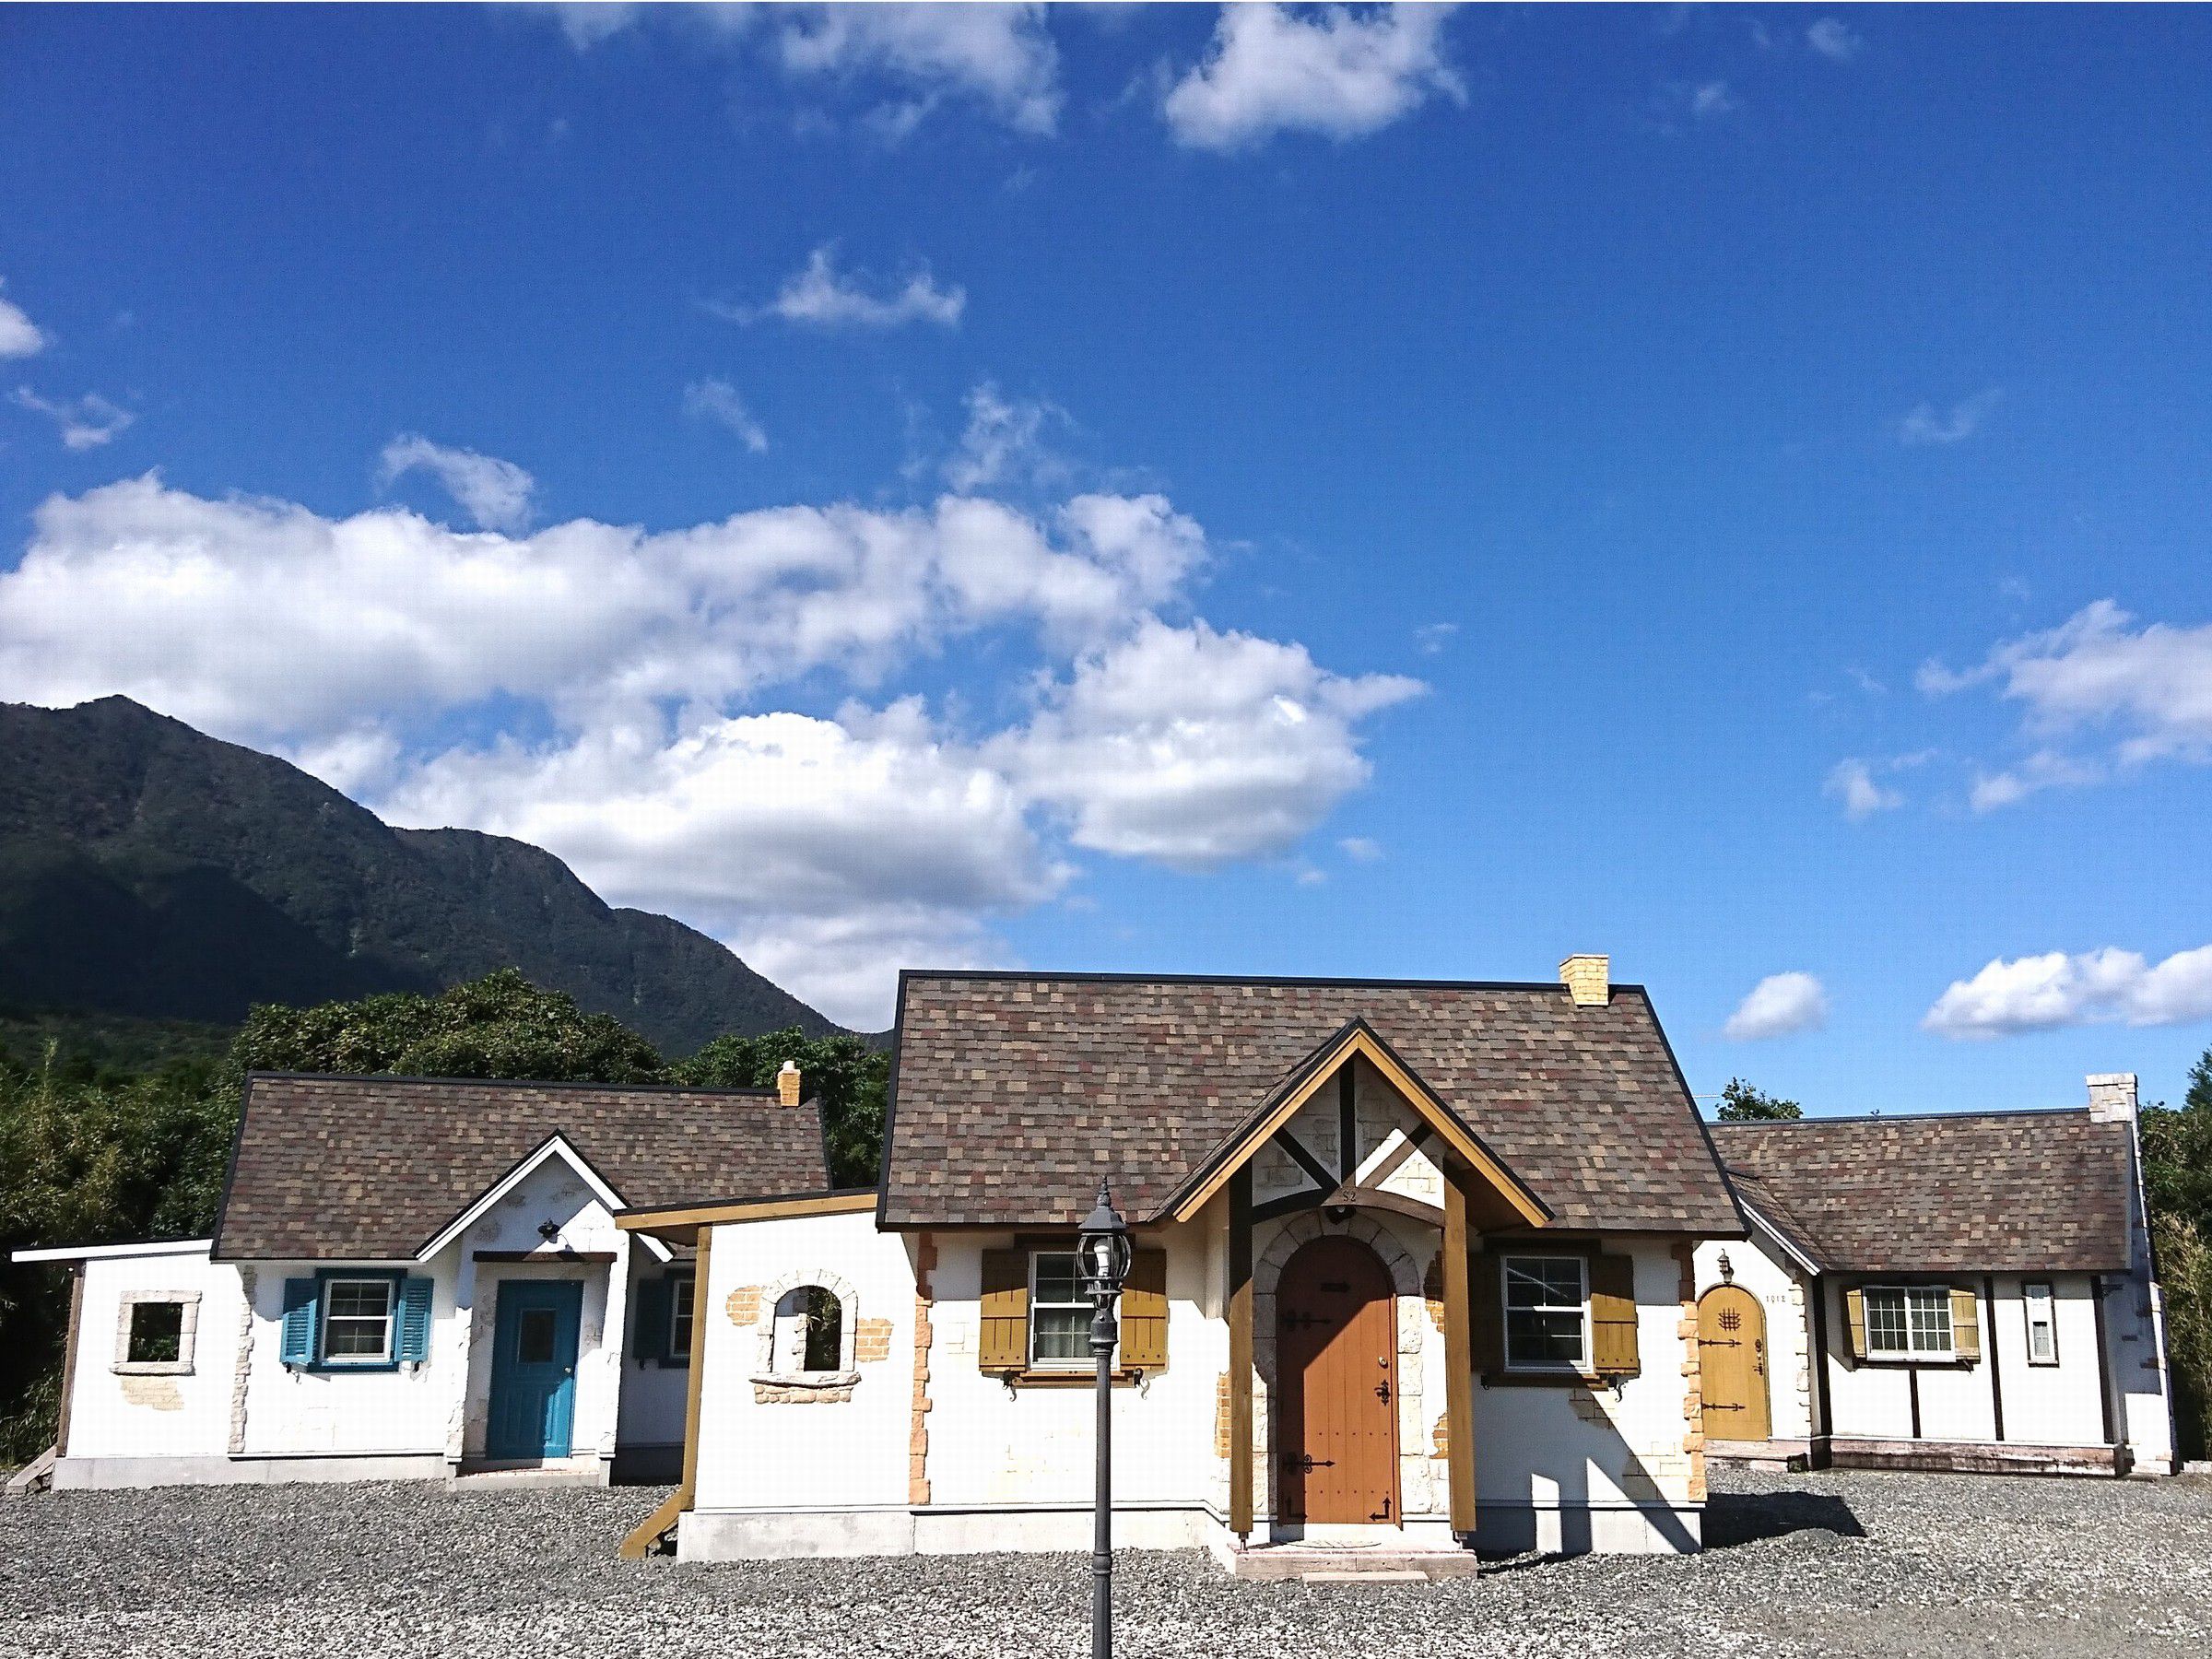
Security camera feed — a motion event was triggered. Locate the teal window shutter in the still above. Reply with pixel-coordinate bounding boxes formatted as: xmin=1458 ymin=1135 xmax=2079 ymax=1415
xmin=633 ymin=1277 xmax=671 ymax=1364
xmin=280 ymin=1278 xmax=318 ymax=1366
xmin=396 ymin=1277 xmax=435 ymax=1364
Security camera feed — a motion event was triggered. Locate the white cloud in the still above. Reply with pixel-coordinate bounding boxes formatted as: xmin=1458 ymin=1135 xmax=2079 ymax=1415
xmin=1689 ymin=79 xmax=1737 ymax=118
xmin=1823 ymin=757 xmax=1902 ymax=820
xmin=1924 ymin=945 xmax=2212 ymax=1039
xmin=1413 ymin=621 xmax=1457 ymax=655
xmin=0 ymin=285 xmax=44 ymax=358
xmin=1000 ymin=617 xmax=1422 ymax=868
xmin=1806 ymin=18 xmax=1863 ymax=61
xmin=944 ymin=382 xmax=1069 ymax=493
xmin=554 ymin=4 xmax=641 ymax=50
xmin=1924 ymin=601 xmax=2212 ymax=802
xmin=1162 ymin=3 xmax=1464 ymax=151
xmin=1900 ymin=387 xmax=2002 ymax=445
xmin=774 ymin=3 xmax=1062 ymax=135
xmin=1724 ymin=972 xmax=1830 ymax=1041
xmin=0 ymin=472 xmax=1414 ymax=1025
xmin=683 ymin=378 xmax=769 ymax=453
xmin=378 ymin=435 xmax=535 ymax=532
xmin=718 ymin=245 xmax=965 ymax=330
xmin=1338 ymin=835 xmax=1383 ymax=863
xmin=12 ymin=387 xmax=132 ymax=450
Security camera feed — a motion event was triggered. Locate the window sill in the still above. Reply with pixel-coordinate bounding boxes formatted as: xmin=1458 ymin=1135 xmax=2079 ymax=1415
xmin=995 ymin=1368 xmax=1147 ymax=1389
xmin=750 ymin=1371 xmax=860 ymax=1389
xmin=1480 ymin=1369 xmax=1629 ymax=1389
xmin=1856 ymin=1355 xmax=1973 ymax=1369
xmin=112 ymin=1360 xmax=194 ymax=1377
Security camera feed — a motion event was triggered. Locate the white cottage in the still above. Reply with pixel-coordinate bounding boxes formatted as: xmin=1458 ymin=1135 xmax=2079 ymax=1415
xmin=17 ymin=1072 xmax=828 ymax=1489
xmin=612 ymin=960 xmax=1747 ymax=1573
xmin=1690 ymin=1074 xmax=2175 ymax=1477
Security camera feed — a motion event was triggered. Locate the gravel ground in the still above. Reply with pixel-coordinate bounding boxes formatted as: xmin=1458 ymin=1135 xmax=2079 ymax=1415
xmin=3 ymin=1465 xmax=2209 ymax=1659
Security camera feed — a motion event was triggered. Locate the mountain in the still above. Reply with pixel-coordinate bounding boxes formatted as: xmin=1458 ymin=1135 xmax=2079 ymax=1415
xmin=0 ymin=698 xmax=841 ymax=1055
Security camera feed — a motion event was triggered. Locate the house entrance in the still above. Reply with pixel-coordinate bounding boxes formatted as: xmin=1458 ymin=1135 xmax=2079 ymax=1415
xmin=1697 ymin=1284 xmax=1771 ymax=1441
xmin=1277 ymin=1235 xmax=1398 ymax=1525
xmin=487 ymin=1279 xmax=582 ymax=1460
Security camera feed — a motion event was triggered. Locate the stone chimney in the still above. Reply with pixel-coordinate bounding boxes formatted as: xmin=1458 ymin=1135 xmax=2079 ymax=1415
xmin=776 ymin=1060 xmax=803 ymax=1108
xmin=2087 ymin=1072 xmax=2138 ymax=1123
xmin=1559 ymin=954 xmax=1610 ymax=1007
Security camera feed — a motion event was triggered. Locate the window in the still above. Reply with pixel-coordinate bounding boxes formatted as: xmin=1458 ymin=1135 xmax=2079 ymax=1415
xmin=127 ymin=1300 xmax=184 ymax=1365
xmin=752 ymin=1276 xmax=859 ymax=1395
xmin=113 ymin=1292 xmax=199 ymax=1375
xmin=321 ymin=1277 xmax=396 ymax=1364
xmin=769 ymin=1285 xmax=843 ymax=1373
xmin=2024 ymin=1281 xmax=2059 ymax=1366
xmin=1503 ymin=1255 xmax=1589 ymax=1372
xmin=1863 ymin=1285 xmax=1954 ymax=1360
xmin=667 ymin=1270 xmax=696 ymax=1362
xmin=1029 ymin=1251 xmax=1093 ymax=1369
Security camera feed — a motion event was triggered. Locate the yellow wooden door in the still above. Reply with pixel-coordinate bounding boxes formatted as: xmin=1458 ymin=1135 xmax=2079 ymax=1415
xmin=1697 ymin=1285 xmax=1771 ymax=1441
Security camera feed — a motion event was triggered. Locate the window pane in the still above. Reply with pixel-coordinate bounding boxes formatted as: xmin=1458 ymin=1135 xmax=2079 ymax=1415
xmin=669 ymin=1276 xmax=695 ymax=1359
xmin=127 ymin=1301 xmax=183 ymax=1364
xmin=1033 ymin=1253 xmax=1081 ymax=1306
xmin=1507 ymin=1308 xmax=1584 ymax=1368
xmin=1032 ymin=1307 xmax=1089 ymax=1361
xmin=324 ymin=1280 xmax=392 ymax=1359
xmin=518 ymin=1308 xmax=558 ymax=1365
xmin=2025 ymin=1284 xmax=2056 ymax=1362
xmin=1505 ymin=1258 xmax=1582 ymax=1308
xmin=802 ymin=1288 xmax=842 ymax=1372
xmin=328 ymin=1281 xmax=390 ymax=1320
xmin=1864 ymin=1288 xmax=1909 ymax=1354
xmin=1907 ymin=1288 xmax=1953 ymax=1354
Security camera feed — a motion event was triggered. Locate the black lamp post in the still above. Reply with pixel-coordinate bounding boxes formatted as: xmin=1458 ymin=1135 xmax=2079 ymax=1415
xmin=1077 ymin=1179 xmax=1133 ymax=1659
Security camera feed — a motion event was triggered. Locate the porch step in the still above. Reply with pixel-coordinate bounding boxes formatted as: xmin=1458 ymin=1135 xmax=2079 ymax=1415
xmin=1230 ymin=1547 xmax=1480 ymax=1583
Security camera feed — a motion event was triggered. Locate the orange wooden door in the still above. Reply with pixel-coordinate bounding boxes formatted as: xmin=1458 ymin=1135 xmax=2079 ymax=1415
xmin=1697 ymin=1285 xmax=1771 ymax=1441
xmin=1277 ymin=1236 xmax=1398 ymax=1524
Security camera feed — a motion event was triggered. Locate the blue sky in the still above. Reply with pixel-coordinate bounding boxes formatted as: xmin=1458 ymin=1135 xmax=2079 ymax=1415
xmin=3 ymin=5 xmax=2209 ymax=1115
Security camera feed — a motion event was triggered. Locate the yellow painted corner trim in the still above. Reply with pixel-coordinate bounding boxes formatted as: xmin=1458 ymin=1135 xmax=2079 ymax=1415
xmin=618 ymin=1226 xmax=714 ymax=1560
xmin=616 ymin=1190 xmax=877 ymax=1235
xmin=1169 ymin=1027 xmax=1547 ymax=1228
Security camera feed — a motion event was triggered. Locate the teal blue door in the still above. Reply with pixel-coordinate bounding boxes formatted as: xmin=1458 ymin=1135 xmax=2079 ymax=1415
xmin=487 ymin=1281 xmax=582 ymax=1460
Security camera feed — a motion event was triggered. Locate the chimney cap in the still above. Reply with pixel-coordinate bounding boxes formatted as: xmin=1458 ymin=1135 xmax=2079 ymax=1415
xmin=2086 ymin=1072 xmax=2138 ymax=1123
xmin=1559 ymin=954 xmax=1610 ymax=1007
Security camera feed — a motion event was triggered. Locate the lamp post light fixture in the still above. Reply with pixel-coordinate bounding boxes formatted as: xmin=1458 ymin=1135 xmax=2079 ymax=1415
xmin=1077 ymin=1179 xmax=1133 ymax=1659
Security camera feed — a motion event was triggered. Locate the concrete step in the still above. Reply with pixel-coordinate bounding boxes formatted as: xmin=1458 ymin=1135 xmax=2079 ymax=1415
xmin=1230 ymin=1547 xmax=1480 ymax=1583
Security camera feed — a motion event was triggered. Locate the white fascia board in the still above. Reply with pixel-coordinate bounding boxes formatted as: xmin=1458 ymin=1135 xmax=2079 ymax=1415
xmin=413 ymin=1134 xmax=669 ymax=1263
xmin=11 ymin=1238 xmax=214 ymax=1265
xmin=1735 ymin=1199 xmax=1823 ymax=1276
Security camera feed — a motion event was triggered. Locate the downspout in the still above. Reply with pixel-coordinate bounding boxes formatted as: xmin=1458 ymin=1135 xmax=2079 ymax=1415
xmin=619 ymin=1226 xmax=714 ymax=1559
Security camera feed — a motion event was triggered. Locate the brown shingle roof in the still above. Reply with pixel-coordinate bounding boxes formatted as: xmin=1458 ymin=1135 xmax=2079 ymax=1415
xmin=880 ymin=972 xmax=1741 ymax=1233
xmin=1709 ymin=1111 xmax=2135 ymax=1274
xmin=212 ymin=1074 xmax=830 ymax=1261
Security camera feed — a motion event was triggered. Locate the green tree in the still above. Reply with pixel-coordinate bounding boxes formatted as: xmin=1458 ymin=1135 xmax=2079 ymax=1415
xmin=674 ymin=1027 xmax=889 ymax=1188
xmin=2142 ymin=1047 xmax=2212 ymax=1459
xmin=1714 ymin=1077 xmax=1804 ymax=1122
xmin=227 ymin=968 xmax=665 ymax=1088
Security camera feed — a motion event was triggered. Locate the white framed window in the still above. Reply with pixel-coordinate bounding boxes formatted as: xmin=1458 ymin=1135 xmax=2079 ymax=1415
xmin=1863 ymin=1285 xmax=1954 ymax=1360
xmin=2023 ymin=1281 xmax=2059 ymax=1366
xmin=1029 ymin=1250 xmax=1095 ymax=1370
xmin=667 ymin=1270 xmax=696 ymax=1362
xmin=321 ymin=1277 xmax=396 ymax=1364
xmin=112 ymin=1291 xmax=199 ymax=1376
xmin=1502 ymin=1255 xmax=1589 ymax=1372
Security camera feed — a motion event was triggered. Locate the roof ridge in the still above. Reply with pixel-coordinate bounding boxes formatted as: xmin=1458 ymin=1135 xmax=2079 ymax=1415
xmin=242 ymin=1069 xmax=779 ymax=1098
xmin=1710 ymin=1105 xmax=2097 ymax=1130
xmin=899 ymin=968 xmax=1647 ymax=994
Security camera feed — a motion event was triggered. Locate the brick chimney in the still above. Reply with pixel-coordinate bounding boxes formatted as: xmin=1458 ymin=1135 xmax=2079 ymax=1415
xmin=776 ymin=1060 xmax=803 ymax=1108
xmin=2087 ymin=1072 xmax=2137 ymax=1123
xmin=1559 ymin=954 xmax=1610 ymax=1007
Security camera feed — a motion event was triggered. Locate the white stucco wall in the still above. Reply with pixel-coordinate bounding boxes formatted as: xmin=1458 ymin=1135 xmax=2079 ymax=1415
xmin=1691 ymin=1231 xmax=1818 ymax=1444
xmin=59 ymin=1247 xmax=245 ymax=1464
xmin=690 ymin=1209 xmax=917 ymax=1515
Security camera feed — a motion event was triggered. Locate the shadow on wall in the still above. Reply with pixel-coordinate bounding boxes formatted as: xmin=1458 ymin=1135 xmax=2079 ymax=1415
xmin=1702 ymin=1488 xmax=1866 ymax=1550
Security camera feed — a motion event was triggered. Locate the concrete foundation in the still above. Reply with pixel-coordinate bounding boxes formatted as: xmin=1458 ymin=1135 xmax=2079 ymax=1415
xmin=53 ymin=1452 xmax=451 ymax=1489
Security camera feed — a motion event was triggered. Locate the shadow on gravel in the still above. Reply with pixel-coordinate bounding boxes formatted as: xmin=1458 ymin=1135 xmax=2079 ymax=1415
xmin=1702 ymin=1488 xmax=1865 ymax=1549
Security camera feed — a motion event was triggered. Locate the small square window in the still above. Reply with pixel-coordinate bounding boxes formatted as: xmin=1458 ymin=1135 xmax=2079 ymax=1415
xmin=127 ymin=1300 xmax=183 ymax=1364
xmin=1862 ymin=1285 xmax=1953 ymax=1361
xmin=321 ymin=1277 xmax=395 ymax=1364
xmin=1030 ymin=1251 xmax=1096 ymax=1369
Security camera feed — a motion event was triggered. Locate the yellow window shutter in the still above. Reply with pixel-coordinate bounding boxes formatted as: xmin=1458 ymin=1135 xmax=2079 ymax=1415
xmin=1588 ymin=1253 xmax=1641 ymax=1377
xmin=978 ymin=1248 xmax=1029 ymax=1371
xmin=1469 ymin=1249 xmax=1504 ymax=1374
xmin=1949 ymin=1287 xmax=1982 ymax=1362
xmin=1120 ymin=1248 xmax=1169 ymax=1371
xmin=1844 ymin=1287 xmax=1868 ymax=1359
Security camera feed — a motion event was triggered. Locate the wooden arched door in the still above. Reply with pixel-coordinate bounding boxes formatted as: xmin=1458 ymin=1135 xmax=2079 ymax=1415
xmin=1697 ymin=1284 xmax=1771 ymax=1441
xmin=1277 ymin=1236 xmax=1398 ymax=1524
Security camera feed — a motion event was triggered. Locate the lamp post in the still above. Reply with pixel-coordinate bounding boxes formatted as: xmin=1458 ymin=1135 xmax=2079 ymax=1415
xmin=1077 ymin=1179 xmax=1133 ymax=1659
